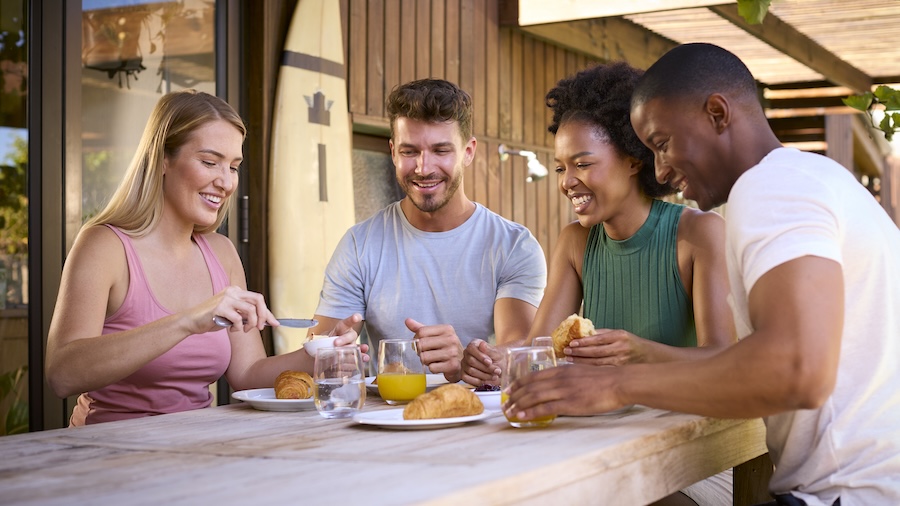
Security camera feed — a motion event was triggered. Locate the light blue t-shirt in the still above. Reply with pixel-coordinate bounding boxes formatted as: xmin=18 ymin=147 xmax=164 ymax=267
xmin=315 ymin=201 xmax=546 ymax=368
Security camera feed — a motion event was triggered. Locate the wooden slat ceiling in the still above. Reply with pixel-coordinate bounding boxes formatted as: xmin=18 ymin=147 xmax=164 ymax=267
xmin=625 ymin=0 xmax=900 ymax=89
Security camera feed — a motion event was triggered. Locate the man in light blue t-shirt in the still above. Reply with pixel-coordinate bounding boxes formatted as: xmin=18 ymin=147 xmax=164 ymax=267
xmin=308 ymin=79 xmax=546 ymax=383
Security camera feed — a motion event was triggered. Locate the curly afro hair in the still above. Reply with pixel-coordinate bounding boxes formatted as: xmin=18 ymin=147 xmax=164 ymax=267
xmin=546 ymin=62 xmax=675 ymax=198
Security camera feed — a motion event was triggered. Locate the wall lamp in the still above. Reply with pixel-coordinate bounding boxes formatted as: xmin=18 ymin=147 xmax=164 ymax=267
xmin=498 ymin=144 xmax=549 ymax=182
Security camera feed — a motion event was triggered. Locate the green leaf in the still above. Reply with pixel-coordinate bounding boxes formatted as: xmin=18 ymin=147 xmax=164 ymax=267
xmin=5 ymin=401 xmax=28 ymax=435
xmin=0 ymin=367 xmax=24 ymax=401
xmin=842 ymin=93 xmax=873 ymax=112
xmin=879 ymin=114 xmax=894 ymax=141
xmin=737 ymin=0 xmax=772 ymax=24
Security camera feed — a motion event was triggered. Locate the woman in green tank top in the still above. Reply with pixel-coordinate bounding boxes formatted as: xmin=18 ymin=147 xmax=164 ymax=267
xmin=462 ymin=62 xmax=734 ymax=381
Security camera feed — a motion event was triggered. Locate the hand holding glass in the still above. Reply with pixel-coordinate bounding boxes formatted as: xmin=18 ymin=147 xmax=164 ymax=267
xmin=502 ymin=346 xmax=557 ymax=428
xmin=377 ymin=339 xmax=426 ymax=405
xmin=313 ymin=346 xmax=366 ymax=419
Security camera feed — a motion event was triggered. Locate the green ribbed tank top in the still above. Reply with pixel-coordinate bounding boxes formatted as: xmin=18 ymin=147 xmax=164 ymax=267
xmin=582 ymin=199 xmax=696 ymax=347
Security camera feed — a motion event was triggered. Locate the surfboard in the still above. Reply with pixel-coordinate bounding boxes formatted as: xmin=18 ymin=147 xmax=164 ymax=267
xmin=268 ymin=0 xmax=356 ymax=355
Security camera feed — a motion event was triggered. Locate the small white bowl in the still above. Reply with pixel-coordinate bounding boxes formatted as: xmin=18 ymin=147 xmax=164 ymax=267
xmin=303 ymin=335 xmax=340 ymax=356
xmin=474 ymin=390 xmax=502 ymax=411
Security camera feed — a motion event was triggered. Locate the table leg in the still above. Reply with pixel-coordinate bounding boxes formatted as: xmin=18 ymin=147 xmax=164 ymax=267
xmin=734 ymin=452 xmax=774 ymax=506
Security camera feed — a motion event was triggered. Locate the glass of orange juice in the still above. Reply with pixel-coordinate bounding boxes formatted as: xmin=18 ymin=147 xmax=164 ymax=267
xmin=376 ymin=339 xmax=426 ymax=405
xmin=502 ymin=346 xmax=557 ymax=428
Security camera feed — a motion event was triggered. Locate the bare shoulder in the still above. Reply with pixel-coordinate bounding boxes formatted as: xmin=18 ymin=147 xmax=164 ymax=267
xmin=557 ymin=221 xmax=590 ymax=247
xmin=201 ymin=232 xmax=243 ymax=280
xmin=555 ymin=221 xmax=590 ymax=260
xmin=69 ymin=225 xmax=126 ymax=267
xmin=678 ymin=207 xmax=725 ymax=247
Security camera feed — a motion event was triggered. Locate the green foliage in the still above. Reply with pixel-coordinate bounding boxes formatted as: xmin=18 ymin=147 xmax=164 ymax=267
xmin=843 ymin=85 xmax=900 ymax=142
xmin=0 ymin=365 xmax=28 ymax=436
xmin=0 ymin=136 xmax=28 ymax=256
xmin=737 ymin=0 xmax=772 ymax=24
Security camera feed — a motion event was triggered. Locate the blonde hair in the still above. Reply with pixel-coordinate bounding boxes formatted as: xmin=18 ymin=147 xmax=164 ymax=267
xmin=84 ymin=89 xmax=246 ymax=236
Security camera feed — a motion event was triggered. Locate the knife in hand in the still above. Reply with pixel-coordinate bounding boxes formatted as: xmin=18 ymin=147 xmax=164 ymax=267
xmin=213 ymin=315 xmax=318 ymax=328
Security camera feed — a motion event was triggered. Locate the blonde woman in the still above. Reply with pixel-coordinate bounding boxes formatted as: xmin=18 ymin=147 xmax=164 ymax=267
xmin=45 ymin=90 xmax=361 ymax=426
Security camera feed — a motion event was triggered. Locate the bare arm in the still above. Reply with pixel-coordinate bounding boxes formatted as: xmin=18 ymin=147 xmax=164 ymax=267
xmin=566 ymin=210 xmax=735 ymax=365
xmin=507 ymin=256 xmax=844 ymax=419
xmin=525 ymin=222 xmax=587 ymax=341
xmin=461 ymin=223 xmax=583 ymax=385
xmin=45 ymin=228 xmax=276 ymax=398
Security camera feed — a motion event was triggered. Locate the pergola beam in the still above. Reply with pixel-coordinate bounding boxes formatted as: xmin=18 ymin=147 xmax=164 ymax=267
xmin=515 ymin=17 xmax=677 ymax=70
xmin=709 ymin=4 xmax=873 ymax=93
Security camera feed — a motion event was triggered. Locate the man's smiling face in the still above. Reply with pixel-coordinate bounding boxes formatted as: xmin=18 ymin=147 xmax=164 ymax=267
xmin=631 ymin=96 xmax=730 ymax=211
xmin=391 ymin=117 xmax=474 ymax=214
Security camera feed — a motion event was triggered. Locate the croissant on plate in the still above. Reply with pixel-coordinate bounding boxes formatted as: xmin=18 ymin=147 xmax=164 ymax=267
xmin=403 ymin=384 xmax=483 ymax=420
xmin=274 ymin=370 xmax=314 ymax=399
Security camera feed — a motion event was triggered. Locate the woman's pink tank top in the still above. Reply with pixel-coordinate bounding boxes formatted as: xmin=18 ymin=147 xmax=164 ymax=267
xmin=70 ymin=225 xmax=232 ymax=426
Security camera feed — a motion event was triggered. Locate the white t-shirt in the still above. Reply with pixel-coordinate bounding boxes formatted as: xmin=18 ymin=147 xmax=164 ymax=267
xmin=316 ymin=201 xmax=546 ymax=368
xmin=726 ymin=148 xmax=900 ymax=505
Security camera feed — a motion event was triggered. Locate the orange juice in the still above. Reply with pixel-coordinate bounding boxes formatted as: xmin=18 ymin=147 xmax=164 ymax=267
xmin=377 ymin=373 xmax=426 ymax=403
xmin=501 ymin=392 xmax=556 ymax=427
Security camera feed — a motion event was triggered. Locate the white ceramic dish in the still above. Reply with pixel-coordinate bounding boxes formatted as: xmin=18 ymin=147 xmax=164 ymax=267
xmin=474 ymin=390 xmax=502 ymax=411
xmin=303 ymin=335 xmax=340 ymax=356
xmin=231 ymin=388 xmax=315 ymax=412
xmin=352 ymin=408 xmax=495 ymax=430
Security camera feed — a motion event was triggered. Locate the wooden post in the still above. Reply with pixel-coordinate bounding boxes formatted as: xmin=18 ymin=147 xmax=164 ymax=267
xmin=734 ymin=452 xmax=774 ymax=506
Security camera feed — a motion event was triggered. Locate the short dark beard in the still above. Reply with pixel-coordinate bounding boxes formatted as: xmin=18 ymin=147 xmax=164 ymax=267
xmin=401 ymin=169 xmax=463 ymax=213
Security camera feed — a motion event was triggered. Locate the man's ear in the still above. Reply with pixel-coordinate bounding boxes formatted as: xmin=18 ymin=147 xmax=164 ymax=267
xmin=705 ymin=93 xmax=731 ymax=134
xmin=464 ymin=137 xmax=477 ymax=166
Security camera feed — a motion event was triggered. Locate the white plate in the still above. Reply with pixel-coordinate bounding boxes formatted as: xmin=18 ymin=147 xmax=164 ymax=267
xmin=365 ymin=373 xmax=460 ymax=395
xmin=231 ymin=388 xmax=315 ymax=412
xmin=352 ymin=408 xmax=495 ymax=429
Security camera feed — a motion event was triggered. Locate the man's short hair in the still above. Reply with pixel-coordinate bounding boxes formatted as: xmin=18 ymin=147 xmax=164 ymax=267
xmin=632 ymin=43 xmax=759 ymax=110
xmin=386 ymin=79 xmax=473 ymax=141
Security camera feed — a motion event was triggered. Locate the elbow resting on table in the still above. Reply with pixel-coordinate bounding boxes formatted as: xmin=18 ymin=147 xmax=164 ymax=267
xmin=778 ymin=359 xmax=836 ymax=411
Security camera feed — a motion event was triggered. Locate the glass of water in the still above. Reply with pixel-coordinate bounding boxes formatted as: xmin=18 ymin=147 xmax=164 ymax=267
xmin=502 ymin=346 xmax=557 ymax=428
xmin=313 ymin=346 xmax=366 ymax=419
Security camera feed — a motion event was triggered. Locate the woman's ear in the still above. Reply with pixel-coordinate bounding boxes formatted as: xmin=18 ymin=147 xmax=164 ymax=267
xmin=627 ymin=155 xmax=643 ymax=176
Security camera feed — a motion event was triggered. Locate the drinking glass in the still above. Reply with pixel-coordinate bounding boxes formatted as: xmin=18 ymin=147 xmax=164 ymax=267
xmin=502 ymin=346 xmax=557 ymax=428
xmin=532 ymin=336 xmax=552 ymax=348
xmin=313 ymin=346 xmax=366 ymax=419
xmin=377 ymin=339 xmax=426 ymax=405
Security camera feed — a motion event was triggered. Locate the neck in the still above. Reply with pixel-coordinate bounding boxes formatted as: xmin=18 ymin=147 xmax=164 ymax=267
xmin=601 ymin=195 xmax=654 ymax=241
xmin=400 ymin=194 xmax=476 ymax=232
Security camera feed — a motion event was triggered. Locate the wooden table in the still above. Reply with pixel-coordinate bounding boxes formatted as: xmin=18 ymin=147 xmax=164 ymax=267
xmin=0 ymin=396 xmax=767 ymax=505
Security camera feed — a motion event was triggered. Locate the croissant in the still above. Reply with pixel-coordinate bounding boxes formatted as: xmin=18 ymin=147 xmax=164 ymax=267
xmin=274 ymin=370 xmax=314 ymax=399
xmin=403 ymin=384 xmax=483 ymax=420
xmin=550 ymin=314 xmax=595 ymax=357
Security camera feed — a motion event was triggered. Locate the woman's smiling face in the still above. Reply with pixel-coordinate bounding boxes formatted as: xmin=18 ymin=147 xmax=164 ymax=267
xmin=554 ymin=119 xmax=643 ymax=229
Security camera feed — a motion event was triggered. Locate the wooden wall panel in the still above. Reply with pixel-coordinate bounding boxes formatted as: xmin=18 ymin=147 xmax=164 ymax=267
xmin=366 ymin=0 xmax=384 ymax=117
xmin=384 ymin=0 xmax=400 ymax=100
xmin=399 ymin=0 xmax=415 ymax=85
xmin=343 ymin=0 xmax=588 ymax=262
xmin=349 ymin=0 xmax=367 ymax=115
xmin=415 ymin=1 xmax=431 ymax=79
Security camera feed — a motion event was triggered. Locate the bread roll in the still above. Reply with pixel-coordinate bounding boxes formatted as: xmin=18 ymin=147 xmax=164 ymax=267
xmin=274 ymin=370 xmax=314 ymax=399
xmin=550 ymin=314 xmax=595 ymax=357
xmin=403 ymin=384 xmax=484 ymax=420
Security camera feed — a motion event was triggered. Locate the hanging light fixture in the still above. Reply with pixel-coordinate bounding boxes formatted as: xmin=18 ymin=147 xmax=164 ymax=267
xmin=498 ymin=144 xmax=549 ymax=182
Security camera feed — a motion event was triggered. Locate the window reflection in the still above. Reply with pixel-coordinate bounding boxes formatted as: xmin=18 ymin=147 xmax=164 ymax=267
xmin=80 ymin=0 xmax=215 ymax=222
xmin=0 ymin=0 xmax=29 ymax=436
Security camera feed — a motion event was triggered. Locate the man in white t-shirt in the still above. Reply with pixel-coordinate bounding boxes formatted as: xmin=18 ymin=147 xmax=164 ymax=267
xmin=308 ymin=79 xmax=546 ymax=382
xmin=505 ymin=43 xmax=900 ymax=506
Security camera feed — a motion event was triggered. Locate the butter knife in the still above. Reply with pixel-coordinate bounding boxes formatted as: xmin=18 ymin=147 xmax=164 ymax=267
xmin=213 ymin=315 xmax=318 ymax=328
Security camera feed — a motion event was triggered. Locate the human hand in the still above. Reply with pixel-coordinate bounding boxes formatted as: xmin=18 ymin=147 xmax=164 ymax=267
xmin=197 ymin=286 xmax=277 ymax=335
xmin=332 ymin=324 xmax=370 ymax=363
xmin=461 ymin=339 xmax=503 ymax=387
xmin=503 ymin=364 xmax=626 ymax=421
xmin=405 ymin=318 xmax=464 ymax=383
xmin=329 ymin=313 xmax=362 ymax=336
xmin=565 ymin=329 xmax=649 ymax=366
